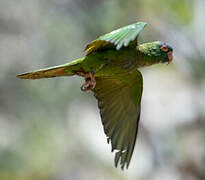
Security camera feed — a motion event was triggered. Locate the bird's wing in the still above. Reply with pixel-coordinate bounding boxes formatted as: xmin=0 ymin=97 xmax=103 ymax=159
xmin=85 ymin=22 xmax=147 ymax=55
xmin=92 ymin=70 xmax=143 ymax=169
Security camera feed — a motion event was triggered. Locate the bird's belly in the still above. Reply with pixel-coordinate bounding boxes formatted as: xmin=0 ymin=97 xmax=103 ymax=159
xmin=95 ymin=59 xmax=136 ymax=77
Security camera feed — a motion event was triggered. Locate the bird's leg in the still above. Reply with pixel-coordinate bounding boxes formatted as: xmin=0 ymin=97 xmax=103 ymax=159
xmin=89 ymin=71 xmax=96 ymax=89
xmin=81 ymin=72 xmax=96 ymax=92
xmin=76 ymin=71 xmax=96 ymax=92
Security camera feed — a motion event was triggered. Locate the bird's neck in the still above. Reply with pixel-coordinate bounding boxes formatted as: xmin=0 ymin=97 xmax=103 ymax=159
xmin=136 ymin=44 xmax=161 ymax=67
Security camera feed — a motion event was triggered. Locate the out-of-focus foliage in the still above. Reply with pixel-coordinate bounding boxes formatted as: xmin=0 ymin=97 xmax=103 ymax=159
xmin=0 ymin=0 xmax=205 ymax=179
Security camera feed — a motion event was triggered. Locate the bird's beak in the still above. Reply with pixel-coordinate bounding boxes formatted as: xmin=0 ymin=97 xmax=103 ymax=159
xmin=167 ymin=51 xmax=173 ymax=64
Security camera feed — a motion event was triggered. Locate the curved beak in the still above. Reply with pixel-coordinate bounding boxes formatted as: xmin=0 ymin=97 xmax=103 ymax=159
xmin=167 ymin=51 xmax=173 ymax=63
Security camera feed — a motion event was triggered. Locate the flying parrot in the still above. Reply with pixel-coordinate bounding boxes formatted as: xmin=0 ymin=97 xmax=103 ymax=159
xmin=17 ymin=22 xmax=173 ymax=170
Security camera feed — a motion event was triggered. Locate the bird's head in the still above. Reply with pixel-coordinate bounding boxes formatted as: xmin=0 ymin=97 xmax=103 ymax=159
xmin=138 ymin=41 xmax=173 ymax=64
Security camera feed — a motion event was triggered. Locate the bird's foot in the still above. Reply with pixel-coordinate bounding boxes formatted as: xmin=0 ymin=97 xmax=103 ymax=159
xmin=77 ymin=72 xmax=96 ymax=92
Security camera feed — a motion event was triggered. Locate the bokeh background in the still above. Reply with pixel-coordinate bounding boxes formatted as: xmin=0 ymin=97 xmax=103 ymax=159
xmin=1 ymin=0 xmax=205 ymax=179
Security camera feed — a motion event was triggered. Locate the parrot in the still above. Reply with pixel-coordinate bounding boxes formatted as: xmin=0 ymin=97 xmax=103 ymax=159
xmin=17 ymin=22 xmax=173 ymax=170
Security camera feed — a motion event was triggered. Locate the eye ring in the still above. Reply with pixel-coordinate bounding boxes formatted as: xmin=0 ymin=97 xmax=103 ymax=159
xmin=161 ymin=45 xmax=168 ymax=52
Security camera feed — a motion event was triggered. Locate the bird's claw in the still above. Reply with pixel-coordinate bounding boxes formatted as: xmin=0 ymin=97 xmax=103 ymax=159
xmin=78 ymin=72 xmax=96 ymax=92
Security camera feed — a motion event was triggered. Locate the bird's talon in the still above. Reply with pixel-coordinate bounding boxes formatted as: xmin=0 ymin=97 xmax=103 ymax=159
xmin=81 ymin=81 xmax=93 ymax=92
xmin=78 ymin=71 xmax=96 ymax=92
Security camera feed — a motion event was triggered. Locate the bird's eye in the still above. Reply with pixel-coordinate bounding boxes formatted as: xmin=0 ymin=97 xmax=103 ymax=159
xmin=160 ymin=45 xmax=168 ymax=52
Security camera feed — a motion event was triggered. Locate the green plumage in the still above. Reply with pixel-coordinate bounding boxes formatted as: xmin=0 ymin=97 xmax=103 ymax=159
xmin=17 ymin=22 xmax=173 ymax=170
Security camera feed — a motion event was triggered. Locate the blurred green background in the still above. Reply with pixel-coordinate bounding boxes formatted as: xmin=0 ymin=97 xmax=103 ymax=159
xmin=1 ymin=0 xmax=205 ymax=179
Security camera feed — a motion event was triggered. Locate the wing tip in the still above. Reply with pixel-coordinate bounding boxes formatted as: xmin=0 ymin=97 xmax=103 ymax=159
xmin=114 ymin=150 xmax=130 ymax=170
xmin=137 ymin=21 xmax=148 ymax=27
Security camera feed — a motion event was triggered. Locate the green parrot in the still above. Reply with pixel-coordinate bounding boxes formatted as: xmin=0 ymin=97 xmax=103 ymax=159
xmin=17 ymin=22 xmax=173 ymax=170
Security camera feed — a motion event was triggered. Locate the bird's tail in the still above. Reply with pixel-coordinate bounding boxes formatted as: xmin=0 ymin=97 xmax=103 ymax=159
xmin=16 ymin=57 xmax=84 ymax=79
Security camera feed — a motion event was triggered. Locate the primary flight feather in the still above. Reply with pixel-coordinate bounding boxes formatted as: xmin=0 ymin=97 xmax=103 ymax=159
xmin=17 ymin=22 xmax=173 ymax=170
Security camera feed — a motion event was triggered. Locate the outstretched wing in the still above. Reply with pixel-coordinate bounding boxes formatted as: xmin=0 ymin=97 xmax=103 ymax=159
xmin=92 ymin=70 xmax=143 ymax=169
xmin=85 ymin=22 xmax=147 ymax=55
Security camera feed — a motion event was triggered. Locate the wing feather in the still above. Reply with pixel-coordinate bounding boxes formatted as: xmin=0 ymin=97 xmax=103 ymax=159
xmin=92 ymin=70 xmax=143 ymax=169
xmin=85 ymin=22 xmax=147 ymax=55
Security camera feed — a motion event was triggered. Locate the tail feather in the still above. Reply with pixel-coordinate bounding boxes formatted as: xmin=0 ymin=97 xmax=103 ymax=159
xmin=17 ymin=58 xmax=84 ymax=79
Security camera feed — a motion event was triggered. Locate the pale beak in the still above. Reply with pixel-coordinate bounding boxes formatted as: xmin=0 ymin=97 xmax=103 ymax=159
xmin=167 ymin=51 xmax=173 ymax=63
